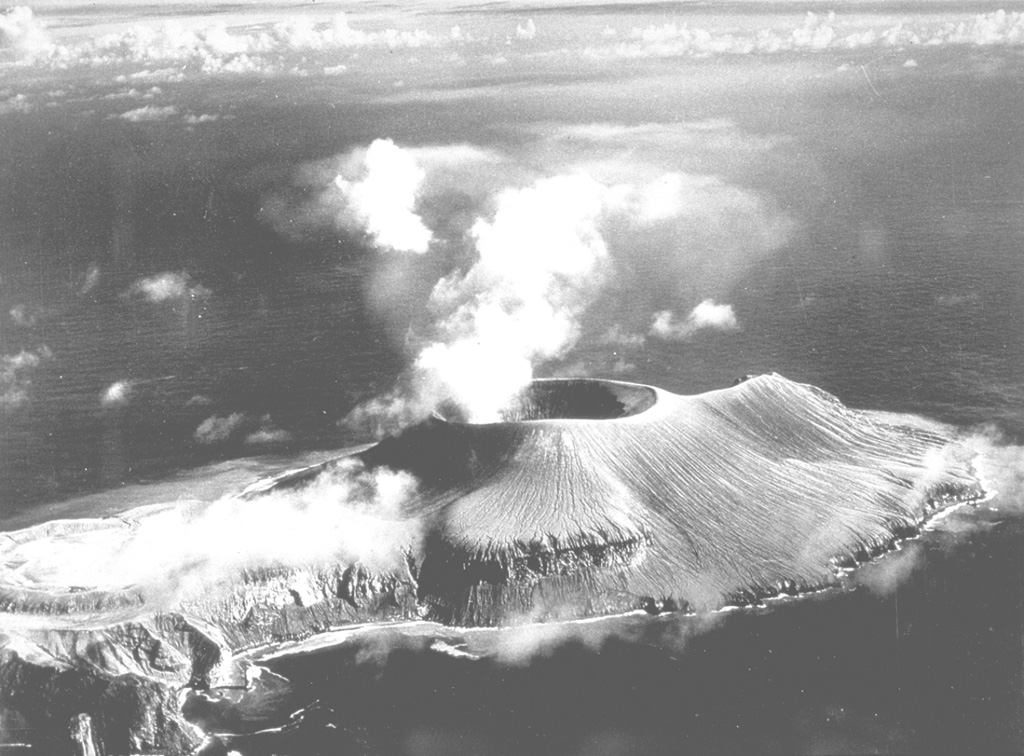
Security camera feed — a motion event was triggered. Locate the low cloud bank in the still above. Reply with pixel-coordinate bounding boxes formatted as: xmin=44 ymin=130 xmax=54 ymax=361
xmin=6 ymin=6 xmax=1024 ymax=84
xmin=2 ymin=7 xmax=436 ymax=74
xmin=595 ymin=10 xmax=1024 ymax=59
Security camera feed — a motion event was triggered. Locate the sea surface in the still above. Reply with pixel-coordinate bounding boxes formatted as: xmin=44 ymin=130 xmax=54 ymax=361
xmin=2 ymin=5 xmax=1024 ymax=753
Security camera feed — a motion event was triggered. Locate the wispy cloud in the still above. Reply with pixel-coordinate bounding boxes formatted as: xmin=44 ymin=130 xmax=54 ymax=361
xmin=412 ymin=172 xmax=612 ymax=421
xmin=650 ymin=300 xmax=739 ymax=341
xmin=124 ymin=271 xmax=209 ymax=302
xmin=1 ymin=347 xmax=52 ymax=410
xmin=0 ymin=92 xmax=33 ymax=115
xmin=516 ymin=19 xmax=537 ymax=41
xmin=115 ymin=67 xmax=186 ymax=84
xmin=111 ymin=104 xmax=178 ymax=122
xmin=183 ymin=112 xmax=219 ymax=124
xmin=194 ymin=412 xmax=247 ymax=444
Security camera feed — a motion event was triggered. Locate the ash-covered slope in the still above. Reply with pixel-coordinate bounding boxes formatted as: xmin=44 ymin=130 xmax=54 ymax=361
xmin=358 ymin=374 xmax=980 ymax=624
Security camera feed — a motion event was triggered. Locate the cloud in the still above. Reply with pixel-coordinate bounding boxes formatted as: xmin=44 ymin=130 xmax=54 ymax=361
xmin=650 ymin=300 xmax=739 ymax=341
xmin=9 ymin=304 xmax=49 ymax=327
xmin=116 ymin=68 xmax=186 ymax=84
xmin=12 ymin=10 xmax=435 ymax=77
xmin=129 ymin=272 xmax=188 ymax=300
xmin=271 ymin=13 xmax=432 ymax=51
xmin=332 ymin=139 xmax=432 ymax=254
xmin=0 ymin=91 xmax=34 ymax=115
xmin=587 ymin=10 xmax=1024 ymax=60
xmin=112 ymin=105 xmax=178 ymax=122
xmin=244 ymin=415 xmax=293 ymax=446
xmin=936 ymin=292 xmax=980 ymax=308
xmin=0 ymin=7 xmax=53 ymax=58
xmin=245 ymin=427 xmax=293 ymax=446
xmin=6 ymin=458 xmax=423 ymax=606
xmin=608 ymin=171 xmax=771 ymax=225
xmin=264 ymin=141 xmax=505 ymax=247
xmin=257 ymin=121 xmax=786 ymax=435
xmin=101 ymin=87 xmax=161 ymax=101
xmin=347 ymin=171 xmax=616 ymax=430
xmin=6 ymin=5 xmax=1024 ymax=86
xmin=194 ymin=412 xmax=247 ymax=444
xmin=183 ymin=112 xmax=219 ymax=124
xmin=124 ymin=271 xmax=209 ymax=302
xmin=79 ymin=264 xmax=101 ymax=295
xmin=1 ymin=347 xmax=51 ymax=410
xmin=332 ymin=129 xmax=790 ymax=432
xmin=599 ymin=324 xmax=646 ymax=348
xmin=410 ymin=173 xmax=611 ymax=422
xmin=101 ymin=380 xmax=132 ymax=408
xmin=516 ymin=19 xmax=537 ymax=41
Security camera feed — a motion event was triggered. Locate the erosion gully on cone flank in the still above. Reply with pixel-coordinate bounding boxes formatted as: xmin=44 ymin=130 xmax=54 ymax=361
xmin=0 ymin=374 xmax=984 ymax=753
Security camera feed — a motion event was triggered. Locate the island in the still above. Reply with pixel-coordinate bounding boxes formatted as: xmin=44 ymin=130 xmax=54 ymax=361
xmin=0 ymin=374 xmax=984 ymax=753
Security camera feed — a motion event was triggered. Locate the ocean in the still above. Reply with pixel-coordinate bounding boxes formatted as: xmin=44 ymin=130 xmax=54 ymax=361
xmin=2 ymin=3 xmax=1024 ymax=753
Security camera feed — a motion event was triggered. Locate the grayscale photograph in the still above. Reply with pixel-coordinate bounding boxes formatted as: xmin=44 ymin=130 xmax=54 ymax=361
xmin=0 ymin=1 xmax=1023 ymax=754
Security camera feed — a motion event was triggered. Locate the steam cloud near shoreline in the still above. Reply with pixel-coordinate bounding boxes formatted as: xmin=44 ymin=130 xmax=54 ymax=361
xmin=0 ymin=458 xmax=421 ymax=603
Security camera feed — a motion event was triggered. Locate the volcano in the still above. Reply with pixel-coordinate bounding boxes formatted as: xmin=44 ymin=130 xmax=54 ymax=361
xmin=353 ymin=373 xmax=981 ymax=623
xmin=0 ymin=374 xmax=984 ymax=752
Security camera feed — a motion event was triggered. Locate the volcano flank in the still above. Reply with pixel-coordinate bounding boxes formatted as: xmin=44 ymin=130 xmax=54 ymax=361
xmin=353 ymin=374 xmax=981 ymax=623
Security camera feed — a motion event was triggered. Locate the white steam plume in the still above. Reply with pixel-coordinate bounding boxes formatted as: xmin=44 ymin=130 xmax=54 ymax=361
xmin=0 ymin=459 xmax=420 ymax=604
xmin=333 ymin=138 xmax=432 ymax=254
xmin=405 ymin=173 xmax=610 ymax=423
xmin=969 ymin=428 xmax=1024 ymax=506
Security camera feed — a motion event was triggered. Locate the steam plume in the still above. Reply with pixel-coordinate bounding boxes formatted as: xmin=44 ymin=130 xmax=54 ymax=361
xmin=0 ymin=459 xmax=420 ymax=608
xmin=334 ymin=139 xmax=432 ymax=254
xmin=411 ymin=174 xmax=610 ymax=422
